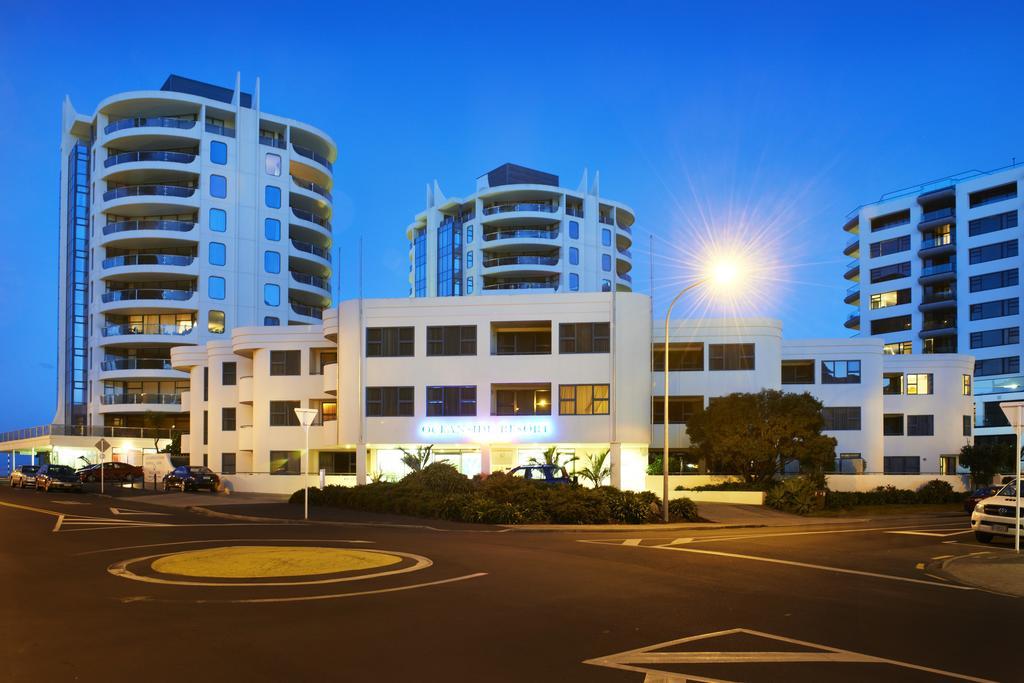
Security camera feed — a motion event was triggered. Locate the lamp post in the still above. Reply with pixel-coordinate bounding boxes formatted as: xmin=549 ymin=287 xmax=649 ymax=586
xmin=998 ymin=401 xmax=1023 ymax=553
xmin=294 ymin=408 xmax=319 ymax=521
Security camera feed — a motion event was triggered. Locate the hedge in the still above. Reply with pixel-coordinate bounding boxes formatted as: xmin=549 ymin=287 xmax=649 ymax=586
xmin=763 ymin=477 xmax=966 ymax=514
xmin=289 ymin=463 xmax=701 ymax=525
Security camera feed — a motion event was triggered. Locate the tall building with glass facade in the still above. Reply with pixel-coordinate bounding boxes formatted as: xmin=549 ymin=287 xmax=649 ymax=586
xmin=54 ymin=74 xmax=336 ymax=435
xmin=406 ymin=163 xmax=635 ymax=297
xmin=842 ymin=162 xmax=1023 ymax=446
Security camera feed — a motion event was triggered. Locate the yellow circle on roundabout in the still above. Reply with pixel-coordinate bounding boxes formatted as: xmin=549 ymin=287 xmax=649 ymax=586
xmin=150 ymin=546 xmax=403 ymax=579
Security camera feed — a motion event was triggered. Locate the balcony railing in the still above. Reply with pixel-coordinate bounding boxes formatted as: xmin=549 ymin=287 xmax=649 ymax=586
xmin=102 ymin=254 xmax=195 ymax=269
xmin=618 ymin=224 xmax=632 ymax=233
xmin=846 ymin=284 xmax=859 ymax=297
xmin=259 ymin=136 xmax=287 ymax=149
xmin=103 ymin=219 xmax=195 ymax=235
xmin=102 ymin=185 xmax=196 ymax=201
xmin=291 ymin=302 xmax=324 ymax=319
xmin=482 ymin=255 xmax=559 ymax=268
xmin=922 ymin=290 xmax=956 ymax=304
xmin=102 ymin=323 xmax=194 ymax=337
xmin=618 ymin=247 xmax=633 ymax=257
xmin=0 ymin=423 xmax=186 ymax=443
xmin=101 ymin=289 xmax=195 ymax=303
xmin=483 ymin=202 xmax=557 ymax=215
xmin=921 ymin=318 xmax=956 ymax=331
xmin=920 ymin=235 xmax=954 ymax=250
xmin=845 ymin=236 xmax=859 ymax=250
xmin=290 ymin=271 xmax=330 ymax=290
xmin=482 ymin=281 xmax=557 ymax=291
xmin=104 ymin=151 xmax=196 ymax=168
xmin=599 ymin=215 xmax=614 ymax=225
xmin=205 ymin=122 xmax=236 ymax=137
xmin=920 ymin=207 xmax=955 ymax=223
xmin=291 ymin=175 xmax=332 ymax=201
xmin=291 ymin=239 xmax=331 ymax=260
xmin=974 ymin=375 xmax=1024 ymax=396
xmin=100 ymin=358 xmax=174 ymax=371
xmin=104 ymin=117 xmax=197 ymax=135
xmin=291 ymin=207 xmax=332 ymax=230
xmin=482 ymin=228 xmax=559 ymax=242
xmin=620 ymin=272 xmax=633 ymax=283
xmin=920 ymin=263 xmax=956 ymax=277
xmin=846 ymin=312 xmax=860 ymax=323
xmin=566 ymin=207 xmax=583 ymax=218
xmin=101 ymin=393 xmax=182 ymax=406
xmin=292 ymin=144 xmax=333 ymax=171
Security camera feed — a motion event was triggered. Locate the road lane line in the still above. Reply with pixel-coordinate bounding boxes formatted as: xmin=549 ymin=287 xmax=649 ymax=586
xmin=645 ymin=522 xmax=974 ymax=546
xmin=77 ymin=538 xmax=376 ymax=556
xmin=622 ymin=538 xmax=643 ymax=546
xmin=931 ymin=554 xmax=954 ymax=560
xmin=634 ymin=544 xmax=975 ymax=591
xmin=208 ymin=572 xmax=488 ymax=604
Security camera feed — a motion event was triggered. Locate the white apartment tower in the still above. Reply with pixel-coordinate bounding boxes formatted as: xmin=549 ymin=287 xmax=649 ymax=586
xmin=843 ymin=162 xmax=1023 ymax=446
xmin=55 ymin=74 xmax=337 ymax=436
xmin=406 ymin=163 xmax=634 ymax=296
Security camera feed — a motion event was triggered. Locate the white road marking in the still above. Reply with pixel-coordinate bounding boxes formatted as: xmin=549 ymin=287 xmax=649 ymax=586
xmin=887 ymin=529 xmax=973 ymax=538
xmin=109 ymin=507 xmax=170 ymax=516
xmin=666 ymin=537 xmax=693 ymax=546
xmin=622 ymin=538 xmax=643 ymax=546
xmin=589 ymin=540 xmax=975 ymax=591
xmin=77 ymin=538 xmax=375 ymax=556
xmin=200 ymin=572 xmax=488 ymax=604
xmin=932 ymin=554 xmax=955 ymax=560
xmin=584 ymin=627 xmax=996 ymax=683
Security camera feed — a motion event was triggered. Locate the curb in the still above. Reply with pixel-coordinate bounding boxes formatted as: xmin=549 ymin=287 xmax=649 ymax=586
xmin=936 ymin=552 xmax=1024 ymax=598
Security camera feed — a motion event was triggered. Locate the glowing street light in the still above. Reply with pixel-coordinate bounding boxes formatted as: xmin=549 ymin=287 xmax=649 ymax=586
xmin=294 ymin=407 xmax=319 ymax=520
xmin=661 ymin=256 xmax=745 ymax=522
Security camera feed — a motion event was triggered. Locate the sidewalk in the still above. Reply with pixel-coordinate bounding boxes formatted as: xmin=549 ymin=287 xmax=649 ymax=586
xmin=94 ymin=487 xmax=290 ymax=508
xmin=942 ymin=551 xmax=1024 ymax=597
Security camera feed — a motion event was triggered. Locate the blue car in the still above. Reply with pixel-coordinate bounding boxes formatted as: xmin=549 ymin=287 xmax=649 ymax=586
xmin=509 ymin=464 xmax=575 ymax=485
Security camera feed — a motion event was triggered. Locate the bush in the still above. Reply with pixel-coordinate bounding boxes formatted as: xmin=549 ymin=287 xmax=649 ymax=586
xmin=675 ymin=481 xmax=764 ymax=492
xmin=823 ymin=481 xmax=965 ymax=509
xmin=291 ymin=468 xmax=693 ymax=525
xmin=765 ymin=477 xmax=824 ymax=515
xmin=668 ymin=497 xmax=700 ymax=522
xmin=916 ymin=479 xmax=960 ymax=504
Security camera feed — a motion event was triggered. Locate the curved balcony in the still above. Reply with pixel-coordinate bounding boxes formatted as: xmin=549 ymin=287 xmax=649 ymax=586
xmin=918 ymin=235 xmax=956 ymax=258
xmin=100 ymin=393 xmax=182 ymax=406
xmin=104 ymin=117 xmax=197 ymax=136
xmin=482 ymin=280 xmax=558 ymax=292
xmin=103 ymin=184 xmax=195 ymax=202
xmin=843 ymin=260 xmax=860 ymax=281
xmin=291 ymin=175 xmax=332 ymax=202
xmin=619 ymin=271 xmax=633 ymax=284
xmin=844 ymin=285 xmax=860 ymax=305
xmin=842 ymin=216 xmax=859 ymax=234
xmin=844 ymin=312 xmax=860 ymax=330
xmin=918 ymin=186 xmax=956 ymax=205
xmin=101 ymin=323 xmax=195 ymax=345
xmin=292 ymin=144 xmax=333 ymax=172
xmin=291 ymin=207 xmax=332 ymax=232
xmin=843 ymin=236 xmax=860 ymax=257
xmin=918 ymin=262 xmax=956 ymax=285
xmin=290 ymin=270 xmax=330 ymax=291
xmin=101 ymin=288 xmax=195 ymax=304
xmin=102 ymin=184 xmax=198 ymax=215
xmin=481 ymin=202 xmax=559 ymax=226
xmin=482 ymin=255 xmax=559 ymax=269
xmin=102 ymin=219 xmax=195 ymax=236
xmin=290 ymin=239 xmax=332 ymax=269
xmin=290 ymin=302 xmax=324 ymax=321
xmin=483 ymin=202 xmax=558 ymax=215
xmin=917 ymin=207 xmax=955 ymax=232
xmin=919 ymin=291 xmax=957 ymax=312
xmin=104 ymin=151 xmax=196 ymax=168
xmin=919 ymin=318 xmax=957 ymax=339
xmin=100 ymin=358 xmax=173 ymax=372
xmin=481 ymin=228 xmax=559 ymax=249
xmin=102 ymin=254 xmax=195 ymax=270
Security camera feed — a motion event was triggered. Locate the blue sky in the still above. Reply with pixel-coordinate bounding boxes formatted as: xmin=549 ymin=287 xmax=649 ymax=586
xmin=0 ymin=1 xmax=1020 ymax=430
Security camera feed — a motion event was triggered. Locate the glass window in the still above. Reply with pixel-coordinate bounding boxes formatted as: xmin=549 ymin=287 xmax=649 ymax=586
xmin=821 ymin=407 xmax=862 ymax=430
xmin=365 ymin=386 xmax=415 ymax=417
xmin=569 ymin=247 xmax=579 ymax=265
xmin=906 ymin=373 xmax=933 ymax=395
xmin=264 ymin=218 xmax=280 ymax=241
xmin=222 ymin=362 xmax=236 ymax=385
xmin=208 ymin=310 xmax=225 ymax=334
xmin=270 ymin=350 xmax=301 ymax=376
xmin=821 ymin=360 xmax=861 ymax=384
xmin=883 ymin=414 xmax=903 ymax=435
xmin=709 ymin=344 xmax=755 ymax=371
xmin=210 ymin=141 xmax=227 ymax=165
xmin=221 ymin=407 xmax=236 ymax=431
xmin=906 ymin=415 xmax=934 ymax=436
xmin=602 ymin=254 xmax=612 ymax=272
xmin=652 ymin=343 xmax=703 ymax=371
xmin=265 ymin=153 xmax=281 ymax=176
xmin=265 ymin=185 xmax=281 ymax=208
xmin=560 ymin=322 xmax=610 ymax=354
xmin=427 ymin=326 xmax=476 ymax=356
xmin=781 ymin=360 xmax=814 ymax=384
xmin=466 ymin=225 xmax=473 ymax=243
xmin=366 ymin=327 xmax=415 ymax=357
xmin=651 ymin=396 xmax=703 ymax=424
xmin=269 ymin=401 xmax=301 ymax=426
xmin=426 ymin=386 xmax=477 ymax=417
xmin=883 ymin=341 xmax=912 ymax=355
xmin=467 ymin=251 xmax=473 ymax=268
xmin=209 ymin=242 xmax=226 ymax=266
xmin=559 ymin=384 xmax=610 ymax=415
xmin=467 ymin=276 xmax=473 ymax=294
xmin=209 ymin=208 xmax=226 ymax=232
xmin=963 ymin=374 xmax=972 ymax=396
xmin=569 ymin=273 xmax=579 ymax=291
xmin=601 ymin=279 xmax=611 ymax=292
xmin=270 ymin=450 xmax=302 ymax=474
xmin=264 ymin=251 xmax=281 ymax=274
xmin=221 ymin=453 xmax=236 ymax=475
xmin=264 ymin=316 xmax=280 ymax=326
xmin=208 ymin=276 xmax=225 ymax=300
xmin=569 ymin=220 xmax=580 ymax=239
xmin=210 ymin=174 xmax=227 ymax=198
xmin=264 ymin=283 xmax=280 ymax=306
xmin=882 ymin=372 xmax=903 ymax=394
xmin=601 ymin=228 xmax=612 ymax=246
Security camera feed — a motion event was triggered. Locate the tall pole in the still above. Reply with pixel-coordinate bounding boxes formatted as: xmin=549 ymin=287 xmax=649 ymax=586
xmin=1016 ymin=408 xmax=1021 ymax=554
xmin=663 ymin=280 xmax=705 ymax=522
xmin=303 ymin=424 xmax=310 ymax=521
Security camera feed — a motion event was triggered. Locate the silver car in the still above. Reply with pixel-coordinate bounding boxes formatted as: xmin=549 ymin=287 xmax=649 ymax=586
xmin=9 ymin=465 xmax=39 ymax=488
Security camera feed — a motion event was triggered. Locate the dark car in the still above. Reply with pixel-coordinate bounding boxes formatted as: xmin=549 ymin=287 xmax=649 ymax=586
xmin=964 ymin=485 xmax=1001 ymax=513
xmin=9 ymin=465 xmax=39 ymax=488
xmin=78 ymin=461 xmax=143 ymax=484
xmin=508 ymin=464 xmax=575 ymax=485
xmin=163 ymin=465 xmax=220 ymax=492
xmin=34 ymin=464 xmax=83 ymax=493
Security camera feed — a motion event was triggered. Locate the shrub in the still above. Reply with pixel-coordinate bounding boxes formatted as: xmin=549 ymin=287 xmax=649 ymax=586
xmin=765 ymin=477 xmax=823 ymax=515
xmin=675 ymin=481 xmax=764 ymax=492
xmin=917 ymin=479 xmax=960 ymax=504
xmin=668 ymin=497 xmax=699 ymax=522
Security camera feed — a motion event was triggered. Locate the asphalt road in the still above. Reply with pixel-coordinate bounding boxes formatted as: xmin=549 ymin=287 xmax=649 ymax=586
xmin=0 ymin=484 xmax=1019 ymax=683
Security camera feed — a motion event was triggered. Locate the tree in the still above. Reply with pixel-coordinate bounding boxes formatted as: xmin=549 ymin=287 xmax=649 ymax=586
xmin=399 ymin=445 xmax=436 ymax=472
xmin=959 ymin=442 xmax=1015 ymax=486
xmin=684 ymin=390 xmax=837 ymax=486
xmin=529 ymin=445 xmax=578 ymax=471
xmin=578 ymin=450 xmax=611 ymax=487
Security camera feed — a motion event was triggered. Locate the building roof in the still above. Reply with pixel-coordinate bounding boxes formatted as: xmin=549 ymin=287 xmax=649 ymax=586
xmin=485 ymin=163 xmax=559 ymax=188
xmin=160 ymin=74 xmax=252 ymax=108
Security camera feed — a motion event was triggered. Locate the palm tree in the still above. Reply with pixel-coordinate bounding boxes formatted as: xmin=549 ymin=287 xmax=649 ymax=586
xmin=399 ymin=445 xmax=435 ymax=472
xmin=529 ymin=446 xmax=578 ymax=471
xmin=579 ymin=450 xmax=611 ymax=488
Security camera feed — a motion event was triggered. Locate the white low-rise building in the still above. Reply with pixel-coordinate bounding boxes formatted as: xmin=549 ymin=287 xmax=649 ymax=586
xmin=159 ymin=292 xmax=975 ymax=495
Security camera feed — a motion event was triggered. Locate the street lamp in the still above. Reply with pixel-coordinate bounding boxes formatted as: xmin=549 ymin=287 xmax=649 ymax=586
xmin=662 ymin=257 xmax=743 ymax=522
xmin=294 ymin=407 xmax=319 ymax=521
xmin=998 ymin=401 xmax=1023 ymax=553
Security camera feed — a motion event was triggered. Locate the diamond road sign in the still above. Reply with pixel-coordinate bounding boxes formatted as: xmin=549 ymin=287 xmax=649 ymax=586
xmin=94 ymin=439 xmax=111 ymax=453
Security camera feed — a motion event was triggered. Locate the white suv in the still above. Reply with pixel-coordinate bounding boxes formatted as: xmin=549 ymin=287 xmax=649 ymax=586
xmin=971 ymin=479 xmax=1022 ymax=543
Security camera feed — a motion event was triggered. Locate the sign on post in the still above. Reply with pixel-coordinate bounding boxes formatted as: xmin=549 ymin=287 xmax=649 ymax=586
xmin=94 ymin=439 xmax=111 ymax=494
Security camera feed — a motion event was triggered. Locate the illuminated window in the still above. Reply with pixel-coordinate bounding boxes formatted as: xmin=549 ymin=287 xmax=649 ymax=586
xmin=963 ymin=374 xmax=972 ymax=396
xmin=906 ymin=373 xmax=933 ymax=395
xmin=265 ymin=153 xmax=281 ymax=176
xmin=870 ymin=289 xmax=910 ymax=309
xmin=559 ymin=384 xmax=609 ymax=415
xmin=207 ymin=310 xmax=225 ymax=334
xmin=883 ymin=341 xmax=912 ymax=355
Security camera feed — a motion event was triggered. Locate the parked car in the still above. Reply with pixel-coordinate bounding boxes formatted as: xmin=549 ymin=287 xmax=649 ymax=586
xmin=34 ymin=464 xmax=84 ymax=493
xmin=971 ymin=479 xmax=1021 ymax=543
xmin=9 ymin=465 xmax=39 ymax=488
xmin=163 ymin=465 xmax=220 ymax=492
xmin=508 ymin=464 xmax=575 ymax=485
xmin=77 ymin=461 xmax=143 ymax=483
xmin=964 ymin=486 xmax=1001 ymax=513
